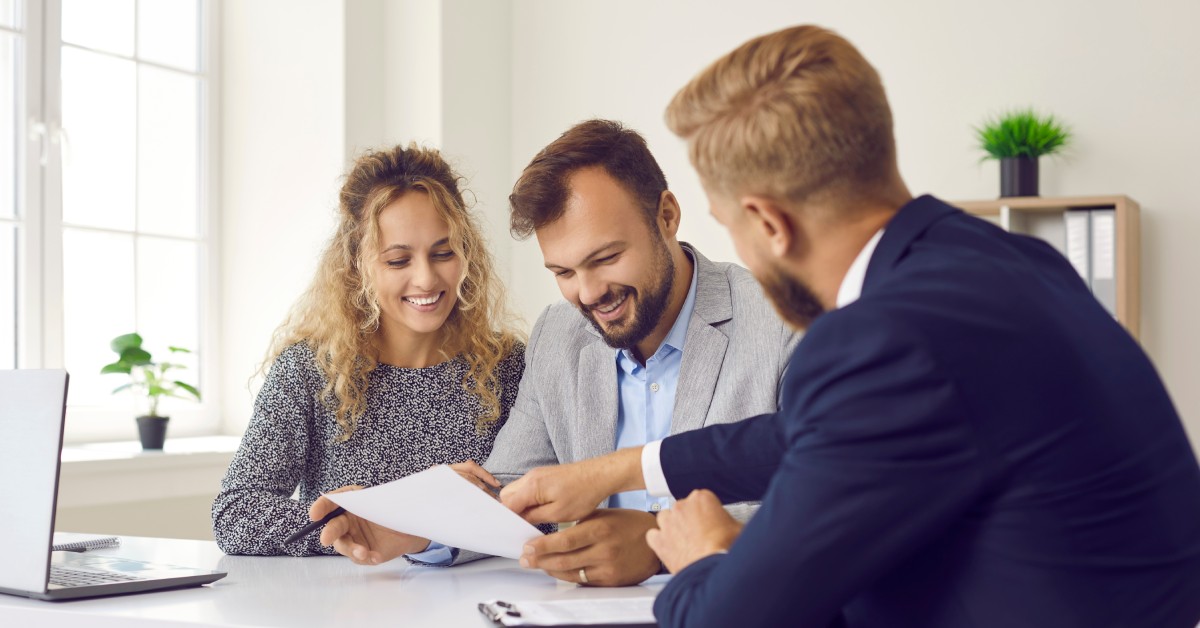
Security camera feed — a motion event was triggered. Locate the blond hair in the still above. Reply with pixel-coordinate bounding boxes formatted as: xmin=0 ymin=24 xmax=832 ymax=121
xmin=264 ymin=144 xmax=521 ymax=441
xmin=665 ymin=25 xmax=895 ymax=206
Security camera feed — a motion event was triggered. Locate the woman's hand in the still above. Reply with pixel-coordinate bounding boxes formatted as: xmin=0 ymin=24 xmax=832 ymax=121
xmin=310 ymin=485 xmax=431 ymax=565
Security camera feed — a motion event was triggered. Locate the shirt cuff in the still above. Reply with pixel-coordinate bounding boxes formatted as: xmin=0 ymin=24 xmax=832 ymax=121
xmin=405 ymin=541 xmax=454 ymax=566
xmin=641 ymin=439 xmax=672 ymax=498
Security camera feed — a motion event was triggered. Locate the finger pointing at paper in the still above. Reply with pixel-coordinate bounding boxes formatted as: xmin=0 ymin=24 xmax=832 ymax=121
xmin=501 ymin=463 xmax=605 ymax=523
xmin=500 ymin=447 xmax=647 ymax=523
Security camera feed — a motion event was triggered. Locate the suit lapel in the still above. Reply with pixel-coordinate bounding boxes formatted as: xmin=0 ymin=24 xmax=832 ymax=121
xmin=670 ymin=321 xmax=728 ymax=435
xmin=670 ymin=245 xmax=732 ymax=435
xmin=575 ymin=338 xmax=619 ymax=463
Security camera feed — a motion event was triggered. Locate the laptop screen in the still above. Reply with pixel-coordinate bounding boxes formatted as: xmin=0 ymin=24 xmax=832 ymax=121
xmin=0 ymin=370 xmax=69 ymax=594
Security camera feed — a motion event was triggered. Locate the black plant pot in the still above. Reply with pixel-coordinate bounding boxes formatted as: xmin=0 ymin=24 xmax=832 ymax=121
xmin=136 ymin=415 xmax=170 ymax=450
xmin=1000 ymin=156 xmax=1039 ymax=197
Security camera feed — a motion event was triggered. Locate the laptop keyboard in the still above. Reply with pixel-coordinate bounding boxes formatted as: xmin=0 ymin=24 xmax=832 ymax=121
xmin=50 ymin=565 xmax=143 ymax=587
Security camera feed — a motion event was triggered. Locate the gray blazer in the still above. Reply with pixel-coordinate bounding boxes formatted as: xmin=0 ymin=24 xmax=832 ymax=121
xmin=447 ymin=244 xmax=799 ymax=565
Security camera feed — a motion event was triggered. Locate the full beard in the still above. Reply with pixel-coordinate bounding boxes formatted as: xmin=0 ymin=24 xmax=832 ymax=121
xmin=759 ymin=262 xmax=826 ymax=330
xmin=583 ymin=243 xmax=676 ymax=350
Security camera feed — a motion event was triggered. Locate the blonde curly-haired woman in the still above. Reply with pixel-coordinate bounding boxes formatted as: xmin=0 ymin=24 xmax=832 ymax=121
xmin=212 ymin=145 xmax=525 ymax=556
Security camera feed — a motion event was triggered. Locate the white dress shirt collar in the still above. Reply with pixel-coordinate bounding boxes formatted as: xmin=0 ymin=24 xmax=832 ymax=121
xmin=835 ymin=229 xmax=885 ymax=309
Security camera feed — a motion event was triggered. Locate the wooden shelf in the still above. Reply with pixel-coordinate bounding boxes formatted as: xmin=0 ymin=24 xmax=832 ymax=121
xmin=954 ymin=195 xmax=1141 ymax=341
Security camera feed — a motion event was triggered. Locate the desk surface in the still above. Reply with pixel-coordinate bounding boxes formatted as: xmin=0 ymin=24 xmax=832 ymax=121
xmin=0 ymin=536 xmax=666 ymax=627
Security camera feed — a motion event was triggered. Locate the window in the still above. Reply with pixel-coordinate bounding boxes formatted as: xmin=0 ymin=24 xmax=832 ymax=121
xmin=4 ymin=0 xmax=217 ymax=442
xmin=2 ymin=1 xmax=24 ymax=371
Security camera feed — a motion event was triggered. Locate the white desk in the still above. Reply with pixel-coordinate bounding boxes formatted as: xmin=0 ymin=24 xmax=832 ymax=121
xmin=0 ymin=536 xmax=666 ymax=627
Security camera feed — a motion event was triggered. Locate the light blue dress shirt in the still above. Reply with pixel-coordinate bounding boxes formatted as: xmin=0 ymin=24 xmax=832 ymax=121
xmin=408 ymin=254 xmax=698 ymax=565
xmin=609 ymin=255 xmax=698 ymax=511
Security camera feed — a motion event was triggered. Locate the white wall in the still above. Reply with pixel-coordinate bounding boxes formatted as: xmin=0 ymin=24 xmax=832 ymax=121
xmin=220 ymin=0 xmax=515 ymax=430
xmin=344 ymin=0 xmax=386 ymax=161
xmin=215 ymin=0 xmax=1200 ymax=447
xmin=441 ymin=0 xmax=515 ymax=285
xmin=219 ymin=0 xmax=345 ymax=430
xmin=375 ymin=0 xmax=517 ymax=308
xmin=506 ymin=0 xmax=1200 ymax=445
xmin=56 ymin=495 xmax=216 ymax=541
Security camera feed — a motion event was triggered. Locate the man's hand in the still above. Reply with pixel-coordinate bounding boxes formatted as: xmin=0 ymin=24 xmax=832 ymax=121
xmin=501 ymin=448 xmax=645 ymax=523
xmin=310 ymin=485 xmax=431 ymax=565
xmin=519 ymin=509 xmax=661 ymax=587
xmin=645 ymin=489 xmax=742 ymax=573
xmin=448 ymin=460 xmax=501 ymax=498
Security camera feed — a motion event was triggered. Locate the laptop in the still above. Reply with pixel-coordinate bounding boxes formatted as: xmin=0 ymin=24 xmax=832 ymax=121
xmin=0 ymin=369 xmax=227 ymax=601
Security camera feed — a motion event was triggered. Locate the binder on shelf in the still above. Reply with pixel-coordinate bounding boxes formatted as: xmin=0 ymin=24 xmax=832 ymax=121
xmin=1063 ymin=210 xmax=1091 ymax=288
xmin=1061 ymin=208 xmax=1116 ymax=317
xmin=1090 ymin=209 xmax=1117 ymax=316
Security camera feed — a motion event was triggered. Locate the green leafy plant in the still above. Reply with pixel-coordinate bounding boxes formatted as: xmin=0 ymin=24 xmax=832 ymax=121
xmin=100 ymin=332 xmax=201 ymax=417
xmin=976 ymin=108 xmax=1071 ymax=160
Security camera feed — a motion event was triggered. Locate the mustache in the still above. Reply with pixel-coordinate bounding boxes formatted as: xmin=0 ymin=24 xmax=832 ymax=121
xmin=584 ymin=287 xmax=632 ymax=314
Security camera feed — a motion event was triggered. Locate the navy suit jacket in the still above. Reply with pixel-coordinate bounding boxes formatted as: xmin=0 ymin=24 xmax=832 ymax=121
xmin=655 ymin=196 xmax=1200 ymax=628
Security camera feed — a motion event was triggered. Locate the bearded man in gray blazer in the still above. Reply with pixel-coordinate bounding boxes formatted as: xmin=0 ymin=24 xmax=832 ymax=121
xmin=314 ymin=119 xmax=797 ymax=586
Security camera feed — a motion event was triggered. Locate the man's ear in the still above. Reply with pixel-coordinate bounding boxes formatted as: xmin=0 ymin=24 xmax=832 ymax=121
xmin=656 ymin=190 xmax=682 ymax=238
xmin=741 ymin=195 xmax=793 ymax=258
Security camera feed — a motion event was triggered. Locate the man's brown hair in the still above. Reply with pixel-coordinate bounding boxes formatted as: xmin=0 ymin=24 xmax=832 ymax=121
xmin=665 ymin=25 xmax=895 ymax=205
xmin=509 ymin=119 xmax=668 ymax=239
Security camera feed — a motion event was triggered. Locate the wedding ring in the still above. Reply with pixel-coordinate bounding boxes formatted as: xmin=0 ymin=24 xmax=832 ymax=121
xmin=579 ymin=567 xmax=589 ymax=584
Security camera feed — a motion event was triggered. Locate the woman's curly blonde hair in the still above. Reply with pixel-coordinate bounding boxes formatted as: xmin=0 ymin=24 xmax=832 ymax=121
xmin=263 ymin=144 xmax=522 ymax=441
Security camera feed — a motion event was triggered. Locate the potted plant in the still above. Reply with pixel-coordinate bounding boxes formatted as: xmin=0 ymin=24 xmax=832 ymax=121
xmin=100 ymin=332 xmax=201 ymax=450
xmin=975 ymin=108 xmax=1071 ymax=197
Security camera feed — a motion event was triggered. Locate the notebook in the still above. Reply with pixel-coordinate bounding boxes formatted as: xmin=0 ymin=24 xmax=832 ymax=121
xmin=0 ymin=369 xmax=227 ymax=601
xmin=52 ymin=535 xmax=120 ymax=553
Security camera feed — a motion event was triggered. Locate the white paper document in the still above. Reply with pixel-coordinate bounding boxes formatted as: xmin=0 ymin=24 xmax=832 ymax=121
xmin=479 ymin=597 xmax=656 ymax=626
xmin=323 ymin=465 xmax=543 ymax=559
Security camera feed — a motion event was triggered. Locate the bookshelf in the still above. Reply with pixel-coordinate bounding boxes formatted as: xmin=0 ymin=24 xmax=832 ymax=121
xmin=955 ymin=195 xmax=1141 ymax=341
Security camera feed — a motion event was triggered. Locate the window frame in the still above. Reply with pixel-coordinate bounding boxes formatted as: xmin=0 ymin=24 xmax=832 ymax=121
xmin=12 ymin=0 xmax=221 ymax=444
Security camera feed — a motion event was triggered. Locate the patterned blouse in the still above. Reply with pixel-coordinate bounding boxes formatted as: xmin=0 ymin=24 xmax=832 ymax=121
xmin=212 ymin=341 xmax=525 ymax=556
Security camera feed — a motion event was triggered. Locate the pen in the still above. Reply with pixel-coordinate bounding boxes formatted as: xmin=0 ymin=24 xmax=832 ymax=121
xmin=282 ymin=506 xmax=346 ymax=546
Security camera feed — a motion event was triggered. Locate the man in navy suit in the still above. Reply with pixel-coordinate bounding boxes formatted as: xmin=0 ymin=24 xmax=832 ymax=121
xmin=501 ymin=24 xmax=1200 ymax=627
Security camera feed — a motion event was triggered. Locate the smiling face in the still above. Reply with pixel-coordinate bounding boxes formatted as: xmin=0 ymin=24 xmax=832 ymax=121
xmin=536 ymin=166 xmax=676 ymax=350
xmin=370 ymin=191 xmax=463 ymax=342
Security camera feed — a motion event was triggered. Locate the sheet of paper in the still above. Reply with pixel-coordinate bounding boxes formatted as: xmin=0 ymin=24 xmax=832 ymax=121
xmin=323 ymin=465 xmax=543 ymax=559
